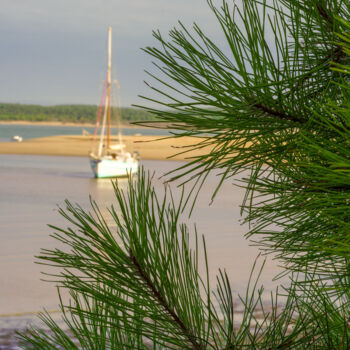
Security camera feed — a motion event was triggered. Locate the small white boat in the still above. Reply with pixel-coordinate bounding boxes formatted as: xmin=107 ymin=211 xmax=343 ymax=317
xmin=89 ymin=26 xmax=139 ymax=178
xmin=12 ymin=135 xmax=23 ymax=142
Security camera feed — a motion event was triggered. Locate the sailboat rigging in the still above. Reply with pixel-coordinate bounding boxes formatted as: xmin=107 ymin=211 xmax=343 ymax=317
xmin=89 ymin=26 xmax=139 ymax=178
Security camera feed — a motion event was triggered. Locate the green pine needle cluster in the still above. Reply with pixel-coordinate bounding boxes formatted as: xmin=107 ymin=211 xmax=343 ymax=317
xmin=18 ymin=171 xmax=349 ymax=349
xmin=19 ymin=0 xmax=350 ymax=349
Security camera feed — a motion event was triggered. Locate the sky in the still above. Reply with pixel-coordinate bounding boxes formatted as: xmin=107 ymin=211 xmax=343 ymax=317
xmin=0 ymin=0 xmax=223 ymax=107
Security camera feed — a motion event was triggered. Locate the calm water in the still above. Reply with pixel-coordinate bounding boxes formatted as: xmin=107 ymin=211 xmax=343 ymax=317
xmin=0 ymin=124 xmax=170 ymax=142
xmin=0 ymin=155 xmax=286 ymax=348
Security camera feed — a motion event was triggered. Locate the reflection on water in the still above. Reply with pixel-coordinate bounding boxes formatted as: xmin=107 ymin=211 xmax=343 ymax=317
xmin=0 ymin=154 xmax=287 ymax=348
xmin=91 ymin=176 xmax=129 ymax=192
xmin=90 ymin=178 xmax=130 ymax=239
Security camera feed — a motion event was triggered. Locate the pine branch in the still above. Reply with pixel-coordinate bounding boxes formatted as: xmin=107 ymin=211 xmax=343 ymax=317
xmin=140 ymin=0 xmax=350 ymax=186
xmin=316 ymin=2 xmax=334 ymax=26
xmin=129 ymin=249 xmax=204 ymax=350
xmin=251 ymin=101 xmax=302 ymax=124
xmin=18 ymin=169 xmax=350 ymax=348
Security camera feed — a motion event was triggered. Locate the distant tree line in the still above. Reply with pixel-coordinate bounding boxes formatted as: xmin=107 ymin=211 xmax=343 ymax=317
xmin=0 ymin=103 xmax=157 ymax=123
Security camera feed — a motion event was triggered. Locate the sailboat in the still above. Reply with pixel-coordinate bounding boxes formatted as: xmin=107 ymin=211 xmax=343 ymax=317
xmin=89 ymin=26 xmax=139 ymax=178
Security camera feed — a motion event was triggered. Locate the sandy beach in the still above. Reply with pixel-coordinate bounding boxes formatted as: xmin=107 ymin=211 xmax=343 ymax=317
xmin=0 ymin=134 xmax=211 ymax=160
xmin=0 ymin=120 xmax=155 ymax=128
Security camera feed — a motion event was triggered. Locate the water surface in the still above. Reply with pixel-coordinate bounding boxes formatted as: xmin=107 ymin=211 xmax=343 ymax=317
xmin=0 ymin=154 xmax=286 ymax=347
xmin=0 ymin=124 xmax=170 ymax=142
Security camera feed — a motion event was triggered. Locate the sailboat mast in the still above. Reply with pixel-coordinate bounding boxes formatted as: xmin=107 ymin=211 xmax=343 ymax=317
xmin=106 ymin=25 xmax=112 ymax=149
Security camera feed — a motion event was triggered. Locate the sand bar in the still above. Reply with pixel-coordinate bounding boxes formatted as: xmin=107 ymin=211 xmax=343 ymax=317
xmin=0 ymin=134 xmax=211 ymax=160
xmin=0 ymin=120 xmax=151 ymax=128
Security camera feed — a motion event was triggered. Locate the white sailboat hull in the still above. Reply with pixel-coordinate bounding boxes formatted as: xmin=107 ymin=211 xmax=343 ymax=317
xmin=90 ymin=157 xmax=138 ymax=178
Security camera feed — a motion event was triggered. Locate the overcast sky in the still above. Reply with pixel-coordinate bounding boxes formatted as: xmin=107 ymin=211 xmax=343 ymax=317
xmin=0 ymin=0 xmax=223 ymax=107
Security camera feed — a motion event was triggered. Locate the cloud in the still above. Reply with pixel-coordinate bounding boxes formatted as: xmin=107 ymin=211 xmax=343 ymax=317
xmin=0 ymin=0 xmax=217 ymax=37
xmin=0 ymin=0 xmax=224 ymax=106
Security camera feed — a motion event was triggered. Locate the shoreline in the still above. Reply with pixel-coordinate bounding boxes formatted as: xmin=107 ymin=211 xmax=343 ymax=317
xmin=0 ymin=120 xmax=149 ymax=128
xmin=0 ymin=134 xmax=210 ymax=161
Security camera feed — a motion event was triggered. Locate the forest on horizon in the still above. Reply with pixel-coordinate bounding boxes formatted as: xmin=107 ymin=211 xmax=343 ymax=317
xmin=0 ymin=103 xmax=156 ymax=124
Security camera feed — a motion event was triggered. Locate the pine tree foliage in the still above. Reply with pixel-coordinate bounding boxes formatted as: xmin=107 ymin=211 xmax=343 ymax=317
xmin=15 ymin=171 xmax=302 ymax=348
xmin=19 ymin=0 xmax=350 ymax=349
xmin=18 ymin=171 xmax=349 ymax=349
xmin=140 ymin=0 xmax=350 ymax=279
xmin=242 ymin=17 xmax=350 ymax=281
